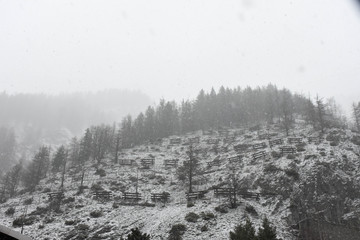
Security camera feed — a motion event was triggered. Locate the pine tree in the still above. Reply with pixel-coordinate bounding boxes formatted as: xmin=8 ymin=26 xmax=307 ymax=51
xmin=229 ymin=218 xmax=256 ymax=240
xmin=305 ymin=97 xmax=317 ymax=129
xmin=279 ymin=89 xmax=294 ymax=136
xmin=121 ymin=228 xmax=150 ymax=240
xmin=180 ymin=100 xmax=195 ymax=134
xmin=2 ymin=162 xmax=23 ymax=198
xmin=353 ymin=102 xmax=360 ymax=132
xmin=0 ymin=127 xmax=17 ymax=173
xmin=257 ymin=217 xmax=277 ymax=240
xmin=68 ymin=137 xmax=80 ymax=168
xmin=144 ymin=106 xmax=156 ymax=141
xmin=177 ymin=145 xmax=199 ymax=193
xmin=91 ymin=124 xmax=114 ymax=165
xmin=78 ymin=129 xmax=92 ymax=191
xmin=52 ymin=145 xmax=67 ymax=173
xmin=315 ymin=95 xmax=327 ymax=134
xmin=113 ymin=128 xmax=122 ymax=164
xmin=193 ymin=89 xmax=208 ymax=130
xmin=23 ymin=146 xmax=50 ymax=191
xmin=133 ymin=112 xmax=145 ymax=144
xmin=79 ymin=128 xmax=92 ymax=164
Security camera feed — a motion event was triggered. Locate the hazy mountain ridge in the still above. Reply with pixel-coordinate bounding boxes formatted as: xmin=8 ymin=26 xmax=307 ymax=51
xmin=1 ymin=120 xmax=360 ymax=239
xmin=0 ymin=89 xmax=152 ymax=171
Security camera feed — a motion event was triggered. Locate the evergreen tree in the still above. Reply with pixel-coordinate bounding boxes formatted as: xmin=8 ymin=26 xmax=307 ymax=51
xmin=305 ymin=97 xmax=317 ymax=129
xmin=113 ymin=128 xmax=122 ymax=164
xmin=23 ymin=146 xmax=50 ymax=191
xmin=121 ymin=115 xmax=135 ymax=148
xmin=52 ymin=145 xmax=67 ymax=173
xmin=91 ymin=124 xmax=114 ymax=164
xmin=177 ymin=145 xmax=199 ymax=193
xmin=257 ymin=217 xmax=277 ymax=240
xmin=352 ymin=102 xmax=360 ymax=132
xmin=79 ymin=128 xmax=93 ymax=164
xmin=193 ymin=89 xmax=208 ymax=130
xmin=279 ymin=89 xmax=294 ymax=136
xmin=144 ymin=106 xmax=156 ymax=141
xmin=68 ymin=137 xmax=80 ymax=167
xmin=264 ymin=84 xmax=279 ymax=124
xmin=316 ymin=95 xmax=327 ymax=134
xmin=121 ymin=228 xmax=150 ymax=240
xmin=2 ymin=162 xmax=22 ymax=197
xmin=180 ymin=100 xmax=195 ymax=134
xmin=0 ymin=127 xmax=17 ymax=173
xmin=133 ymin=112 xmax=145 ymax=144
xmin=78 ymin=129 xmax=92 ymax=191
xmin=229 ymin=218 xmax=256 ymax=240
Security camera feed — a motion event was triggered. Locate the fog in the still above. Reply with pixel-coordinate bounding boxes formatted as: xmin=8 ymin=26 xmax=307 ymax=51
xmin=1 ymin=0 xmax=360 ymax=114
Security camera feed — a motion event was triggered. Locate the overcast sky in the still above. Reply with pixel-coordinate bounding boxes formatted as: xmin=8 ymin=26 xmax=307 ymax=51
xmin=1 ymin=0 xmax=360 ymax=114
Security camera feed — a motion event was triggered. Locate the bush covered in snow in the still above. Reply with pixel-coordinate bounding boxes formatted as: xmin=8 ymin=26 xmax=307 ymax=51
xmin=185 ymin=212 xmax=200 ymax=222
xmin=5 ymin=207 xmax=15 ymax=216
xmin=90 ymin=210 xmax=103 ymax=218
xmin=168 ymin=224 xmax=186 ymax=240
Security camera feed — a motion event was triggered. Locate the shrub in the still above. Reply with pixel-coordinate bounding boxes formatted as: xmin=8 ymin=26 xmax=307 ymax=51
xmin=296 ymin=143 xmax=306 ymax=152
xmin=5 ymin=207 xmax=15 ymax=216
xmin=13 ymin=216 xmax=36 ymax=227
xmin=201 ymin=212 xmax=215 ymax=220
xmin=24 ymin=198 xmax=33 ymax=205
xmin=201 ymin=225 xmax=208 ymax=232
xmin=326 ymin=134 xmax=340 ymax=142
xmin=43 ymin=216 xmax=55 ymax=224
xmin=77 ymin=224 xmax=90 ymax=231
xmin=285 ymin=168 xmax=299 ymax=180
xmin=77 ymin=185 xmax=89 ymax=195
xmin=30 ymin=206 xmax=49 ymax=216
xmin=185 ymin=212 xmax=200 ymax=223
xmin=351 ymin=136 xmax=360 ymax=146
xmin=95 ymin=168 xmax=106 ymax=177
xmin=156 ymin=176 xmax=166 ymax=185
xmin=229 ymin=218 xmax=256 ymax=240
xmin=63 ymin=197 xmax=75 ymax=204
xmin=42 ymin=188 xmax=51 ymax=193
xmin=215 ymin=204 xmax=228 ymax=213
xmin=304 ymin=154 xmax=317 ymax=160
xmin=264 ymin=164 xmax=281 ymax=173
xmin=187 ymin=201 xmax=194 ymax=208
xmin=330 ymin=141 xmax=339 ymax=146
xmin=168 ymin=224 xmax=186 ymax=240
xmin=65 ymin=220 xmax=76 ymax=225
xmin=245 ymin=205 xmax=258 ymax=216
xmin=271 ymin=151 xmax=281 ymax=159
xmin=129 ymin=176 xmax=138 ymax=182
xmin=90 ymin=210 xmax=102 ymax=218
xmin=123 ymin=227 xmax=150 ymax=240
xmin=286 ymin=154 xmax=296 ymax=160
xmin=91 ymin=183 xmax=103 ymax=192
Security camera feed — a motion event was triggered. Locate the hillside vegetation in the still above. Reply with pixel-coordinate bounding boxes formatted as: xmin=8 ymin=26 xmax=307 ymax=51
xmin=0 ymin=120 xmax=360 ymax=239
xmin=1 ymin=84 xmax=360 ymax=239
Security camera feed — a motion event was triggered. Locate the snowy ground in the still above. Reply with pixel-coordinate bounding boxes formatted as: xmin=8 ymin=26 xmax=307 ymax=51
xmin=1 ymin=121 xmax=359 ymax=239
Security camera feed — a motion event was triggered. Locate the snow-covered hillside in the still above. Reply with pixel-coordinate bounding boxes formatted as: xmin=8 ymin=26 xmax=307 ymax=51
xmin=1 ymin=120 xmax=360 ymax=239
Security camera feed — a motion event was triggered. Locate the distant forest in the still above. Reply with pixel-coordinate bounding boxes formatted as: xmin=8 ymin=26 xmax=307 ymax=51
xmin=118 ymin=84 xmax=350 ymax=147
xmin=0 ymin=89 xmax=151 ymax=172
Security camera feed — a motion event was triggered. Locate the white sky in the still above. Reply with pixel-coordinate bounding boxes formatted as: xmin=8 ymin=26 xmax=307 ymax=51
xmin=1 ymin=0 xmax=360 ymax=114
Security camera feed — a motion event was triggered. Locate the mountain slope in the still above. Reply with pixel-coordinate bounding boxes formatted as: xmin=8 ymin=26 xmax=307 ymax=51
xmin=1 ymin=120 xmax=360 ymax=240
